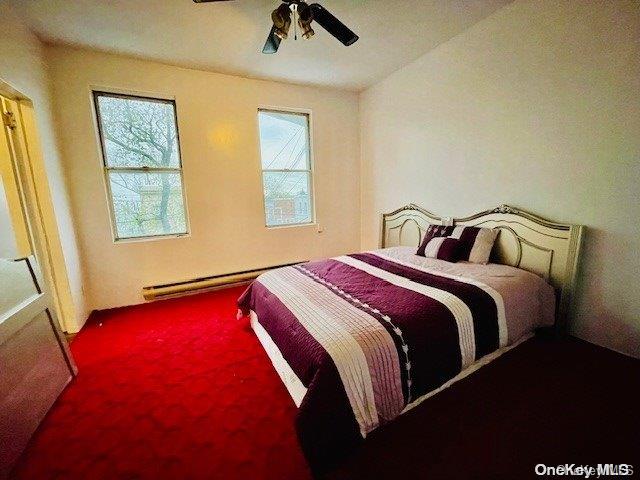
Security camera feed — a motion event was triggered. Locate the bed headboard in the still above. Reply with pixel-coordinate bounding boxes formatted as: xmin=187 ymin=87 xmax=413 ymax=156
xmin=380 ymin=204 xmax=584 ymax=329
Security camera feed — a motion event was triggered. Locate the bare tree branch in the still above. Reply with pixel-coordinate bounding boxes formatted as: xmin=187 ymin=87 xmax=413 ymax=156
xmin=104 ymin=132 xmax=161 ymax=166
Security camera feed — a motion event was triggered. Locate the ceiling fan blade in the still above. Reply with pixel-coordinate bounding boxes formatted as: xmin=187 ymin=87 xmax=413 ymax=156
xmin=262 ymin=26 xmax=282 ymax=54
xmin=309 ymin=3 xmax=358 ymax=46
xmin=192 ymin=0 xmax=234 ymax=3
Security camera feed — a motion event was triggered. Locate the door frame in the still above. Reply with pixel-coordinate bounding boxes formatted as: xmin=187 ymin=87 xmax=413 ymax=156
xmin=1 ymin=87 xmax=77 ymax=374
xmin=0 ymin=79 xmax=79 ymax=335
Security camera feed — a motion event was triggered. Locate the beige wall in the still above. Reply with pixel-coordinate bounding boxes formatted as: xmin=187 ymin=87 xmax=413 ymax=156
xmin=360 ymin=0 xmax=640 ymax=357
xmin=0 ymin=4 xmax=88 ymax=332
xmin=47 ymin=45 xmax=360 ymax=310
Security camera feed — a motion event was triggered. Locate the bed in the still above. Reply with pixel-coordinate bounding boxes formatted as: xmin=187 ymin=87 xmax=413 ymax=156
xmin=237 ymin=204 xmax=583 ymax=472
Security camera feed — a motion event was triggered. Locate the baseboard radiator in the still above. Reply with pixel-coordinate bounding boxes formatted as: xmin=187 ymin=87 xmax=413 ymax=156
xmin=142 ymin=261 xmax=306 ymax=301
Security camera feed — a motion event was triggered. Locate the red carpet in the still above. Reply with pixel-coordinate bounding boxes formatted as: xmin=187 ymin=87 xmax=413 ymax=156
xmin=12 ymin=287 xmax=640 ymax=479
xmin=12 ymin=286 xmax=312 ymax=480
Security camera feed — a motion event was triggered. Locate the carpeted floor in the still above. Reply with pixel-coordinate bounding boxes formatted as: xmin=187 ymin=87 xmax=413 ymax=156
xmin=12 ymin=286 xmax=639 ymax=479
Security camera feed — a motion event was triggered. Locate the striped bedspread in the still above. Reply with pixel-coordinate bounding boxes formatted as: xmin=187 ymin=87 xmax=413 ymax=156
xmin=238 ymin=250 xmax=516 ymax=471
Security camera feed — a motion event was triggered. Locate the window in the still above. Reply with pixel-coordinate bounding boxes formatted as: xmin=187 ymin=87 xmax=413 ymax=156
xmin=93 ymin=92 xmax=188 ymax=240
xmin=257 ymin=109 xmax=314 ymax=227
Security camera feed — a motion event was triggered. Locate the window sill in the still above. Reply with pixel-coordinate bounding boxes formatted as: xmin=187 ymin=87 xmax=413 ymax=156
xmin=113 ymin=233 xmax=191 ymax=244
xmin=266 ymin=222 xmax=317 ymax=230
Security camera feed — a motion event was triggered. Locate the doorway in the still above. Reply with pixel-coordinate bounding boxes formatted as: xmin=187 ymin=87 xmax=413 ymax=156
xmin=0 ymin=92 xmax=77 ymax=476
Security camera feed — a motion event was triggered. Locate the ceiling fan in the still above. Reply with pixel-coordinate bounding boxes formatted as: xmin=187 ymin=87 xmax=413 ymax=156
xmin=193 ymin=0 xmax=359 ymax=54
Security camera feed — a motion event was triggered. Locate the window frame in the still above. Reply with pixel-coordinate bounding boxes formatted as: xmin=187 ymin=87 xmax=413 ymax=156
xmin=257 ymin=107 xmax=316 ymax=229
xmin=92 ymin=90 xmax=190 ymax=243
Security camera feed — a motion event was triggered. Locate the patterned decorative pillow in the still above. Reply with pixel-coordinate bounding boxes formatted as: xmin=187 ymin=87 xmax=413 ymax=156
xmin=421 ymin=237 xmax=462 ymax=262
xmin=416 ymin=225 xmax=498 ymax=264
xmin=416 ymin=224 xmax=452 ymax=257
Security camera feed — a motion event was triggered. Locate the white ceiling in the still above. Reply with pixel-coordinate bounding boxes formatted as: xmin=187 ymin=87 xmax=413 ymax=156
xmin=13 ymin=0 xmax=511 ymax=91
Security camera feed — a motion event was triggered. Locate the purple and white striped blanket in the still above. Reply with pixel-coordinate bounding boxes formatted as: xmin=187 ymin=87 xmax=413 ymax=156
xmin=238 ymin=248 xmax=552 ymax=471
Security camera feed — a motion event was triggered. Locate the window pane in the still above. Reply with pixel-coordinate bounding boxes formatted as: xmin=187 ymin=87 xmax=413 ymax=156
xmin=258 ymin=111 xmax=309 ymax=170
xmin=0 ymin=259 xmax=39 ymax=316
xmin=263 ymin=171 xmax=312 ymax=226
xmin=97 ymin=95 xmax=180 ymax=168
xmin=108 ymin=171 xmax=187 ymax=239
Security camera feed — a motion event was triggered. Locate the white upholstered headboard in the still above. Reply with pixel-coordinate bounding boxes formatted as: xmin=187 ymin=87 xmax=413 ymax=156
xmin=380 ymin=204 xmax=584 ymax=329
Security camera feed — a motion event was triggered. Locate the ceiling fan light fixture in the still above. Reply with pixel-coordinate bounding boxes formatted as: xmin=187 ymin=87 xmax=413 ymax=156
xmin=274 ymin=27 xmax=289 ymax=40
xmin=300 ymin=24 xmax=314 ymax=39
xmin=297 ymin=2 xmax=314 ymax=39
xmin=271 ymin=3 xmax=292 ymax=40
